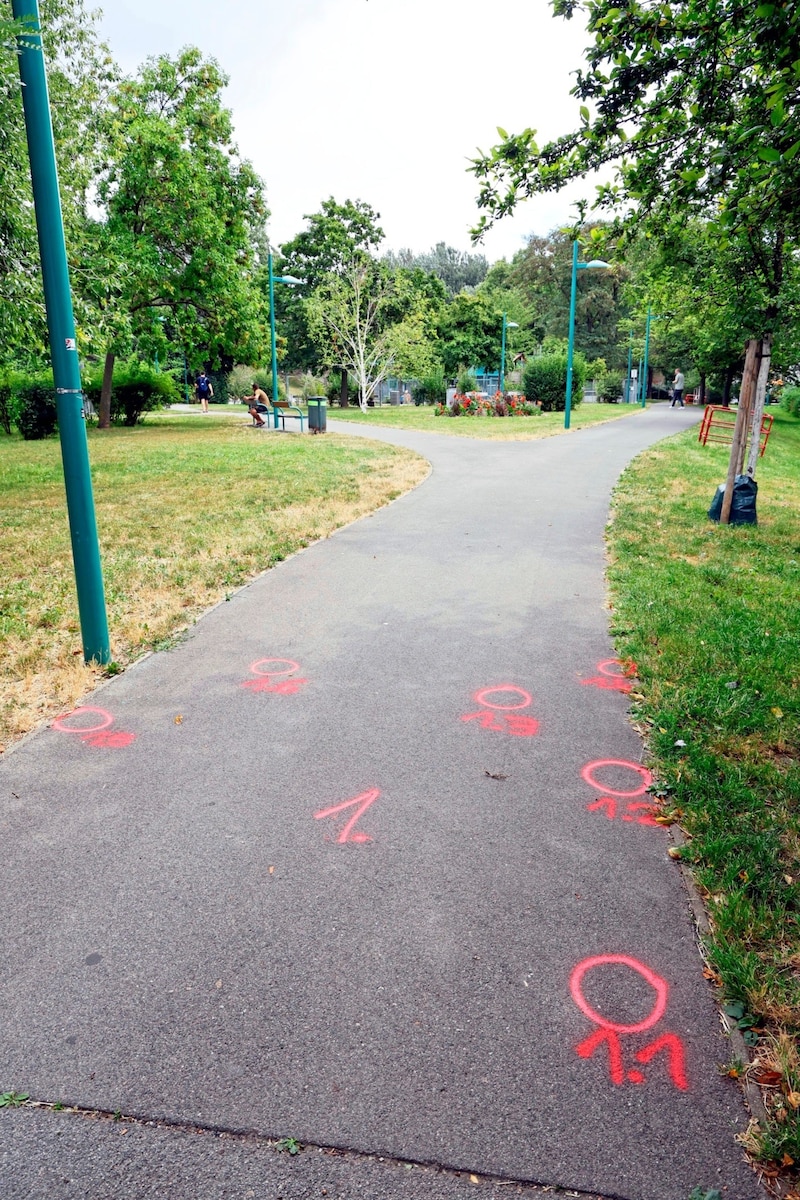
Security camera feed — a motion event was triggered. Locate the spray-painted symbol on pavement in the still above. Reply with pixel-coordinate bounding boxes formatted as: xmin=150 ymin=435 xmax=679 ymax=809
xmin=52 ymin=706 xmax=135 ymax=748
xmin=580 ymin=659 xmax=637 ymax=693
xmin=581 ymin=759 xmax=658 ymax=827
xmin=570 ymin=954 xmax=688 ymax=1090
xmin=314 ymin=789 xmax=380 ymax=844
xmin=460 ymin=685 xmax=539 ymax=738
xmin=241 ymin=658 xmax=308 ymax=694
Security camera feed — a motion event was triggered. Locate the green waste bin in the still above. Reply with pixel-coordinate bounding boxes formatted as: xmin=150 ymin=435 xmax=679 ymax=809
xmin=308 ymin=396 xmax=327 ymax=433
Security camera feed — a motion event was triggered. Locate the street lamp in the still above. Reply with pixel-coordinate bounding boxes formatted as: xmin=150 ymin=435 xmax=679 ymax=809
xmin=268 ymin=249 xmax=303 ymax=428
xmin=499 ymin=314 xmax=519 ymax=395
xmin=565 ymin=240 xmax=610 ymax=429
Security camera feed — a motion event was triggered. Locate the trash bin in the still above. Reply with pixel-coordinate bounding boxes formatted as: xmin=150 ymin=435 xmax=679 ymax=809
xmin=308 ymin=396 xmax=327 ymax=434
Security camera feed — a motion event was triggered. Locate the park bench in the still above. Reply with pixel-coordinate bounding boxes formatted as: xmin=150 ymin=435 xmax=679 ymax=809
xmin=271 ymin=399 xmax=306 ymax=432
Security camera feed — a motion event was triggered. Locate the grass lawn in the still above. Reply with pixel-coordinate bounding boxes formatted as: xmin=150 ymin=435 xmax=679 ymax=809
xmin=326 ymin=400 xmax=643 ymax=438
xmin=607 ymin=409 xmax=800 ymax=1177
xmin=0 ymin=411 xmax=427 ymax=750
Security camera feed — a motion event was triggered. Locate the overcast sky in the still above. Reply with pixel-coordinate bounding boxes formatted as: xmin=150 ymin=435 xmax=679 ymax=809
xmin=97 ymin=0 xmax=595 ymax=264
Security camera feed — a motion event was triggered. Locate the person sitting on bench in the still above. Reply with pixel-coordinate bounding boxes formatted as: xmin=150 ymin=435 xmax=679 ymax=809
xmin=243 ymin=383 xmax=270 ymax=427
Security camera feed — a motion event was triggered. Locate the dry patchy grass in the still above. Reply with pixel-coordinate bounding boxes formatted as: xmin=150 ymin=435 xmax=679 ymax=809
xmin=0 ymin=414 xmax=428 ymax=750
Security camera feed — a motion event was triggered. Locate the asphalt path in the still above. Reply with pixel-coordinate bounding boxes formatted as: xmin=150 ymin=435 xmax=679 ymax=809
xmin=1 ymin=404 xmax=763 ymax=1199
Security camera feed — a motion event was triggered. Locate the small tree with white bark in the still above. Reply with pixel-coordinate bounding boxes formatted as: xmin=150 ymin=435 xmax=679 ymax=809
xmin=307 ymin=261 xmax=395 ymax=411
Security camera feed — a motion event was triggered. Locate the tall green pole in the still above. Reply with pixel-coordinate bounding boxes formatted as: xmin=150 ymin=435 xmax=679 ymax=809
xmin=499 ymin=312 xmax=507 ymax=396
xmin=641 ymin=306 xmax=652 ymax=408
xmin=626 ymin=334 xmax=633 ymax=404
xmin=13 ymin=0 xmax=110 ymax=664
xmin=268 ymin=250 xmax=280 ymax=429
xmin=564 ymin=240 xmax=579 ymax=430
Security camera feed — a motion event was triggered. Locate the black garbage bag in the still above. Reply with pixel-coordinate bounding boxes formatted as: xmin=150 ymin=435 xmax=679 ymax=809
xmin=708 ymin=474 xmax=758 ymax=525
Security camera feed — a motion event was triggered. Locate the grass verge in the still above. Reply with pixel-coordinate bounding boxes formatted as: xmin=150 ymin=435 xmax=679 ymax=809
xmin=606 ymin=409 xmax=800 ymax=1185
xmin=0 ymin=412 xmax=428 ymax=751
xmin=327 ymin=400 xmax=643 ymax=438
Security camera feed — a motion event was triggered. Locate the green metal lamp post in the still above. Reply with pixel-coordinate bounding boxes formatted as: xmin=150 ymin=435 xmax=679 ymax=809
xmin=13 ymin=0 xmax=110 ymax=664
xmin=268 ymin=250 xmax=303 ymax=429
xmin=565 ymin=241 xmax=610 ymax=429
xmin=499 ymin=314 xmax=518 ymax=395
xmin=641 ymin=306 xmax=653 ymax=407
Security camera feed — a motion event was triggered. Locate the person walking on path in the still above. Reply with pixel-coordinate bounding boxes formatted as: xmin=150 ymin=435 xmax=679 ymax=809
xmin=243 ymin=382 xmax=270 ymax=427
xmin=671 ymin=368 xmax=685 ymax=407
xmin=195 ymin=371 xmax=214 ymax=413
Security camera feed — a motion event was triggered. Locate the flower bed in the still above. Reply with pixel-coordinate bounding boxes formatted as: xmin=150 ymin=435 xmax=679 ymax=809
xmin=435 ymin=392 xmax=541 ymax=418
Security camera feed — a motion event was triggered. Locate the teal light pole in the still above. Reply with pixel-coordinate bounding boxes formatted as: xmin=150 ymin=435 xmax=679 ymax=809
xmin=625 ymin=333 xmax=633 ymax=403
xmin=499 ymin=314 xmax=518 ymax=395
xmin=13 ymin=0 xmax=110 ymax=664
xmin=268 ymin=250 xmax=303 ymax=428
xmin=641 ymin=306 xmax=652 ymax=407
xmin=565 ymin=240 xmax=610 ymax=429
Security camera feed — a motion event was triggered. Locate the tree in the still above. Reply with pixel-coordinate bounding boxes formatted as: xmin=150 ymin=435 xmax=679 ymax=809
xmin=436 ymin=292 xmax=504 ymax=378
xmin=384 ymin=242 xmax=488 ymax=296
xmin=0 ymin=0 xmax=116 ymax=368
xmin=276 ymin=197 xmax=384 ymax=385
xmin=92 ymin=47 xmax=268 ymax=425
xmin=470 ymin=0 xmax=800 ymax=503
xmin=307 ymin=261 xmax=395 ymax=411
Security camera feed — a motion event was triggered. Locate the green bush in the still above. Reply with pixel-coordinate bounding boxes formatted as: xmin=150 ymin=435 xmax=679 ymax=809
xmin=326 ymin=372 xmax=358 ymax=406
xmin=84 ymin=361 xmax=178 ymax=425
xmin=597 ymin=368 xmax=624 ymax=403
xmin=227 ymin=364 xmax=255 ymax=401
xmin=299 ymin=373 xmax=327 ymax=402
xmin=781 ymin=385 xmax=800 ymax=417
xmin=523 ymin=352 xmax=586 ymax=412
xmin=206 ymin=368 xmax=229 ymax=404
xmin=15 ymin=378 xmax=58 ymax=440
xmin=0 ymin=373 xmax=13 ymax=435
xmin=456 ymin=369 xmax=478 ymax=394
xmin=414 ymin=368 xmax=446 ymax=405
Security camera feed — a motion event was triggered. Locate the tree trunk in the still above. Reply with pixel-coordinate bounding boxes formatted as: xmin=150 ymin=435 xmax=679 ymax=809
xmin=745 ymin=336 xmax=772 ymax=479
xmin=722 ymin=364 xmax=735 ymax=407
xmin=98 ymin=350 xmax=115 ymax=429
xmin=339 ymin=367 xmax=349 ymax=408
xmin=720 ymin=339 xmax=760 ymax=524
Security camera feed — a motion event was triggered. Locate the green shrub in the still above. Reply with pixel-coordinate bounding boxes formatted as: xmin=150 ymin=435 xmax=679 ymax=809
xmin=0 ymin=373 xmax=13 ymax=435
xmin=414 ymin=368 xmax=446 ymax=405
xmin=523 ymin=352 xmax=586 ymax=412
xmin=781 ymin=385 xmax=800 ymax=417
xmin=83 ymin=361 xmax=178 ymax=425
xmin=456 ymin=369 xmax=478 ymax=394
xmin=15 ymin=378 xmax=58 ymax=440
xmin=227 ymin=364 xmax=256 ymax=401
xmin=299 ymin=373 xmax=327 ymax=402
xmin=326 ymin=373 xmax=358 ymax=406
xmin=597 ymin=368 xmax=624 ymax=403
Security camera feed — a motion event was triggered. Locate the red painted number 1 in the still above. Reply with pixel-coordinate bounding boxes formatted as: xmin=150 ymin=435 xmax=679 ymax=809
xmin=314 ymin=789 xmax=380 ymax=844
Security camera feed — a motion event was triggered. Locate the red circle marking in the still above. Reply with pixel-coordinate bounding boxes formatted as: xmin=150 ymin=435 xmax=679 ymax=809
xmin=250 ymin=658 xmax=300 ymax=679
xmin=474 ymin=685 xmax=533 ymax=712
xmin=52 ymin=706 xmax=114 ymax=735
xmin=597 ymin=659 xmax=626 ymax=678
xmin=570 ymin=954 xmax=668 ymax=1034
xmin=581 ymin=759 xmax=653 ymax=798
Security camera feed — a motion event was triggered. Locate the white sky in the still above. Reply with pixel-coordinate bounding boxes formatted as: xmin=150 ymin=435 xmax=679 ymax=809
xmin=96 ymin=0 xmax=595 ymax=264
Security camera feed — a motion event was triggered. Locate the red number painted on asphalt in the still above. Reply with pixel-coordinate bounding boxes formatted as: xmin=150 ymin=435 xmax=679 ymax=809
xmin=52 ymin=707 xmax=135 ymax=749
xmin=460 ymin=685 xmax=539 ymax=737
xmin=313 ymin=789 xmax=380 ymax=844
xmin=570 ymin=955 xmax=688 ymax=1091
xmin=241 ymin=657 xmax=308 ymax=694
xmin=580 ymin=658 xmax=637 ymax=693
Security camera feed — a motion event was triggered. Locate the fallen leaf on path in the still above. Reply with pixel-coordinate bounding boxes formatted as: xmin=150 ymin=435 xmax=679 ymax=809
xmin=484 ymin=770 xmax=509 ymax=780
xmin=174 ymin=715 xmax=183 ymax=724
xmin=215 ymin=979 xmax=222 ymax=989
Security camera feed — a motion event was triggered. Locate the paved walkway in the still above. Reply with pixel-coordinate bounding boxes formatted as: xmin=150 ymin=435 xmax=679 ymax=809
xmin=1 ymin=406 xmax=762 ymax=1199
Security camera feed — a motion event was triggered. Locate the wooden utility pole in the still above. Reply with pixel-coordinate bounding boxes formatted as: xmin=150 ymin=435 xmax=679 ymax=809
xmin=720 ymin=339 xmax=760 ymax=524
xmin=745 ymin=336 xmax=772 ymax=477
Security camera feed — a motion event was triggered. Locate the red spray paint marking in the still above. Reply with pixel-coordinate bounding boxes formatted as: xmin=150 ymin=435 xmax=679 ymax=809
xmin=570 ymin=954 xmax=667 ymax=1034
xmin=460 ymin=686 xmax=539 ymax=737
xmin=587 ymin=797 xmax=659 ymax=826
xmin=581 ymin=658 xmax=636 ymax=693
xmin=570 ymin=955 xmax=688 ymax=1090
xmin=314 ymin=789 xmax=380 ymax=844
xmin=241 ymin=657 xmax=308 ymax=694
xmin=581 ymin=759 xmax=652 ymax=798
xmin=52 ymin=707 xmax=135 ymax=749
